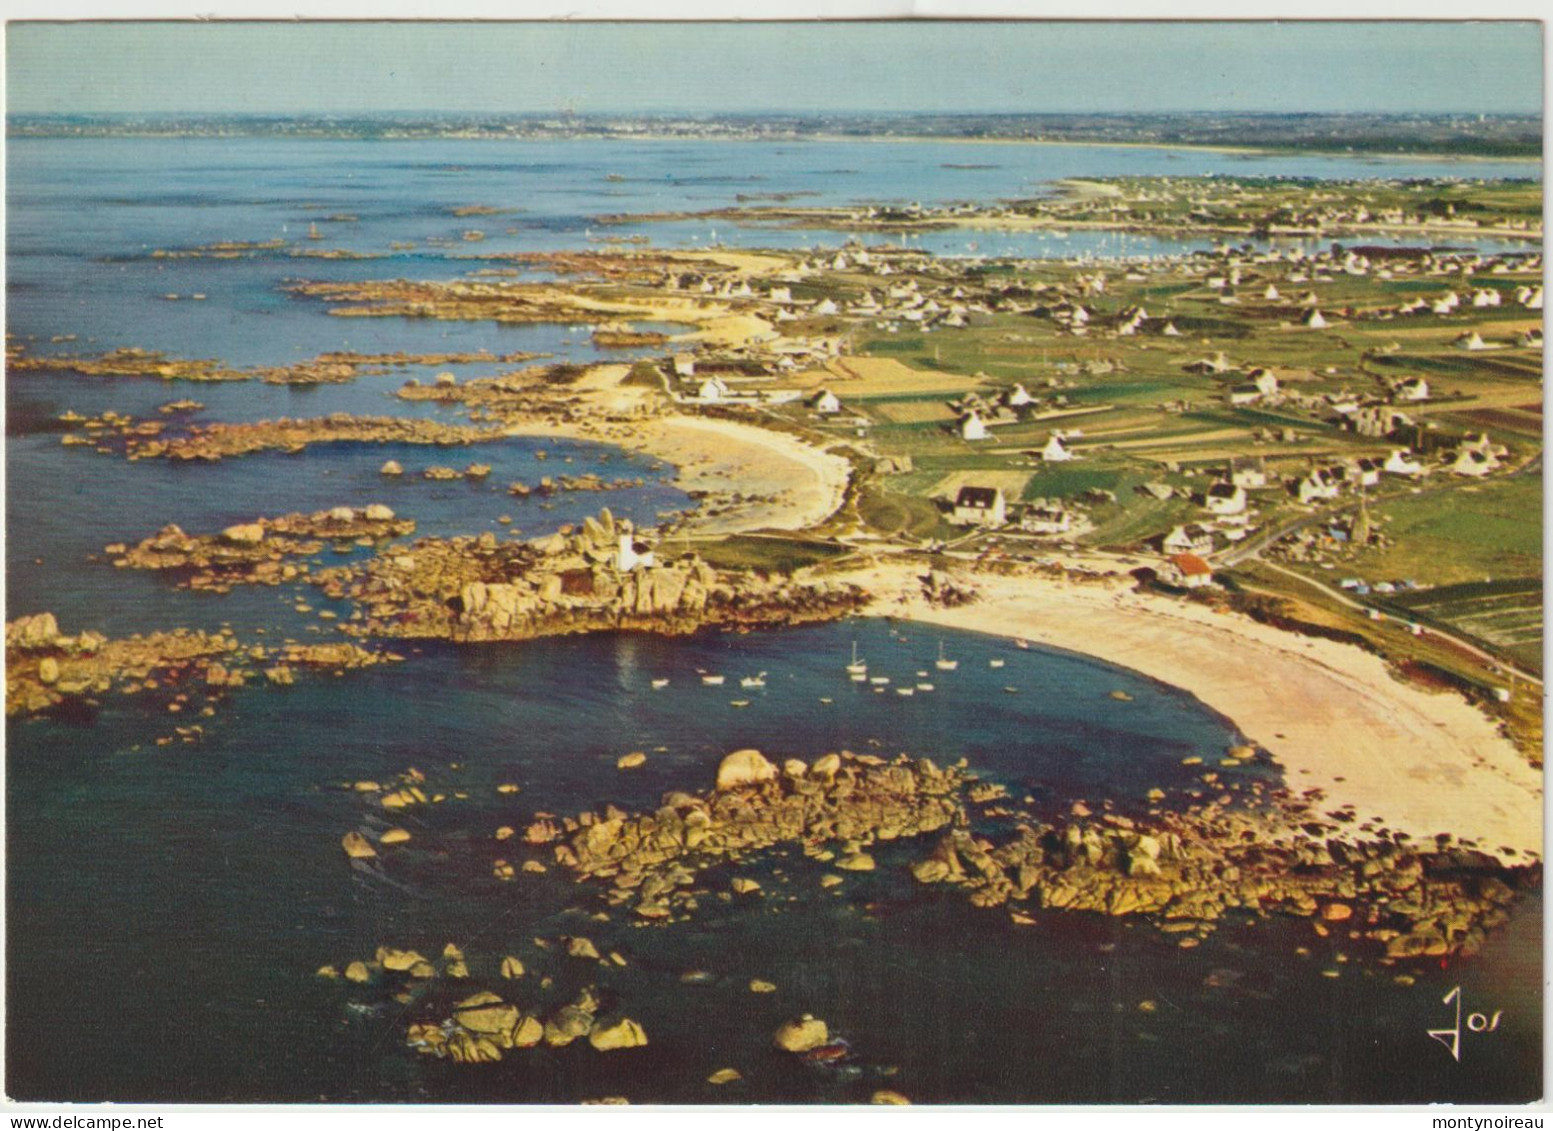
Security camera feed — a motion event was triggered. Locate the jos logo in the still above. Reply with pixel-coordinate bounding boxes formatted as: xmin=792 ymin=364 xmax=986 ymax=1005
xmin=1428 ymin=986 xmax=1504 ymax=1062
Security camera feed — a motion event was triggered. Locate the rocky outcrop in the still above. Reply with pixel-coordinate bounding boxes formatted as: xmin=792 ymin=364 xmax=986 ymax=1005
xmin=906 ymin=803 xmax=1534 ymax=959
xmin=493 ymin=742 xmax=1537 ymax=964
xmin=109 ymin=506 xmax=415 ymax=592
xmin=401 ymin=982 xmax=645 ymax=1065
xmin=11 ymin=343 xmax=542 ymax=385
xmin=5 ymin=613 xmax=397 ymax=718
xmin=122 ymin=414 xmax=505 ymax=462
xmin=6 ymin=615 xmax=238 ymax=717
xmin=313 ymin=509 xmax=865 ymax=643
xmin=543 ymin=750 xmax=967 ymax=921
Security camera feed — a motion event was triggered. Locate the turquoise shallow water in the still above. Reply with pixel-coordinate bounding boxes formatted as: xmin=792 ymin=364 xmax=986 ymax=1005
xmin=5 ymin=135 xmax=1542 ymax=1103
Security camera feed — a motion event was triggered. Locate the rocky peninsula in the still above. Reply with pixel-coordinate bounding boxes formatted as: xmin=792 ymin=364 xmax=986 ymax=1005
xmin=311 ymin=507 xmax=864 ymax=642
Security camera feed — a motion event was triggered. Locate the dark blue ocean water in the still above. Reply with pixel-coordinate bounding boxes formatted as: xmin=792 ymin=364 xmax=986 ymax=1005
xmin=4 ymin=136 xmax=1541 ymax=1104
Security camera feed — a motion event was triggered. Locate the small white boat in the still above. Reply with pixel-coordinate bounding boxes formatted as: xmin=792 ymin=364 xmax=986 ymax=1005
xmin=849 ymin=672 xmax=868 ymax=682
xmin=916 ymin=670 xmax=929 ymax=678
xmin=651 ymin=678 xmax=670 ymax=690
xmin=730 ymin=699 xmax=750 ymax=708
xmin=989 ymin=658 xmax=1006 ymax=669
xmin=740 ymin=672 xmax=768 ymax=689
xmin=896 ymin=687 xmax=915 ymax=697
xmin=916 ymin=682 xmax=935 ymax=692
xmin=1004 ymin=686 xmax=1019 ymax=694
xmin=701 ymin=674 xmax=726 ymax=686
xmin=1014 ymin=638 xmax=1032 ymax=650
xmin=935 ymin=642 xmax=958 ymax=672
xmin=869 ymin=676 xmax=891 ymax=686
xmin=845 ymin=642 xmax=867 ymax=676
xmin=819 ymin=697 xmax=833 ymax=704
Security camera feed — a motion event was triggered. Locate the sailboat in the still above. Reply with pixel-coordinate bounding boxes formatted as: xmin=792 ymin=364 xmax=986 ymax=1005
xmin=307 ymin=222 xmax=323 ymax=240
xmin=740 ymin=672 xmax=768 ymax=689
xmin=651 ymin=678 xmax=670 ymax=690
xmin=845 ymin=641 xmax=867 ymax=676
xmin=935 ymin=641 xmax=958 ymax=672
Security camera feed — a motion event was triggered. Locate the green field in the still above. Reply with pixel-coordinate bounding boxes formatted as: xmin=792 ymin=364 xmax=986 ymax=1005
xmin=1354 ymin=473 xmax=1542 ymax=587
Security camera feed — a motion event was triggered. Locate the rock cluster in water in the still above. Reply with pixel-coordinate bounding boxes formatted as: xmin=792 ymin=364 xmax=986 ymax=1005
xmin=406 ymin=983 xmax=648 ymax=1063
xmin=107 ymin=506 xmax=415 ymax=592
xmin=539 ymin=750 xmax=966 ymax=920
xmin=322 ymin=938 xmax=647 ymax=1066
xmin=5 ymin=612 xmax=238 ymax=717
xmin=907 ymin=806 xmax=1527 ymax=958
xmin=504 ymin=747 xmax=1537 ymax=962
xmin=122 ymin=414 xmax=506 ymax=462
xmin=4 ymin=611 xmax=399 ymax=718
xmin=312 ymin=508 xmax=865 ymax=642
xmin=12 ymin=343 xmax=543 ymax=385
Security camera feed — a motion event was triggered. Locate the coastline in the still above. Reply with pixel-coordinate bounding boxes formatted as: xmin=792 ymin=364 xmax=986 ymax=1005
xmin=504 ymin=409 xmax=852 ymax=536
xmin=495 ymin=366 xmax=1540 ymax=864
xmin=14 ymin=129 xmax=1540 ymax=166
xmin=846 ymin=559 xmax=1543 ymax=863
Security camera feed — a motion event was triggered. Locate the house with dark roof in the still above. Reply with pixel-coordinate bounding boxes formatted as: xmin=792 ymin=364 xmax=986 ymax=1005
xmin=1203 ymin=481 xmax=1247 ymax=516
xmin=1162 ymin=524 xmax=1214 ymax=556
xmin=950 ymin=485 xmax=1006 ymax=527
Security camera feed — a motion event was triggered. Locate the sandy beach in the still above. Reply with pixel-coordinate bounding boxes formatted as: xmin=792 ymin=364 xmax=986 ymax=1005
xmin=503 ymin=366 xmax=852 ymax=536
xmin=848 ymin=559 xmax=1543 ymax=862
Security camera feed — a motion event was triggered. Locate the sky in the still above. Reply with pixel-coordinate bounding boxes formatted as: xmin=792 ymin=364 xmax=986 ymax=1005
xmin=5 ymin=20 xmax=1544 ymax=116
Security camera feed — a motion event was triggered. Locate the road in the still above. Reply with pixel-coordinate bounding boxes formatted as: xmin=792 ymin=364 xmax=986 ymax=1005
xmin=1245 ymin=561 xmax=1543 ymax=688
xmin=1218 ymin=458 xmax=1544 ymax=688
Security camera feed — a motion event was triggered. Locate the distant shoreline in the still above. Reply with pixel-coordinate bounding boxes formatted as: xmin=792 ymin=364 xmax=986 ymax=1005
xmin=6 ymin=128 xmax=1541 ymax=165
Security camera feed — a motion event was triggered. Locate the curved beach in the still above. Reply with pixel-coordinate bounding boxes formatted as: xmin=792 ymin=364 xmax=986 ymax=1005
xmin=849 ymin=560 xmax=1543 ymax=862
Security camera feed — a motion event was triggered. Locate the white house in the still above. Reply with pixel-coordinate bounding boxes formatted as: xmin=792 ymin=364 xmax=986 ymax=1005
xmin=1295 ymin=470 xmax=1341 ymax=503
xmin=1303 ymin=309 xmax=1329 ymax=329
xmin=809 ymin=389 xmax=842 ymax=415
xmin=1393 ymin=377 xmax=1429 ymax=402
xmin=1162 ymin=553 xmax=1215 ymax=589
xmin=1203 ymin=482 xmax=1247 ymax=516
xmin=1228 ymin=456 xmax=1268 ymax=490
xmin=1041 ymin=434 xmax=1074 ymax=462
xmin=616 ymin=533 xmax=656 ymax=572
xmin=1226 ymin=383 xmax=1264 ymax=407
xmin=697 ymin=376 xmax=730 ymax=403
xmin=1452 ymin=448 xmax=1499 ymax=477
xmin=1383 ymin=449 xmax=1424 ymax=477
xmin=1019 ymin=503 xmax=1072 ymax=535
xmin=1005 ymin=383 xmax=1035 ymax=407
xmin=1248 ymin=369 xmax=1280 ymax=397
xmin=672 ymin=354 xmax=697 ymax=378
xmin=1163 ymin=524 xmax=1215 ymax=556
xmin=951 ymin=485 xmax=1006 ymax=527
xmin=1454 ymin=331 xmax=1488 ymax=351
xmin=959 ymin=412 xmax=988 ymax=441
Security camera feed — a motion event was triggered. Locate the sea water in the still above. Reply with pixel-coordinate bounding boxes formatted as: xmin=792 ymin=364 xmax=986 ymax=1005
xmin=5 ymin=134 xmax=1541 ymax=1103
